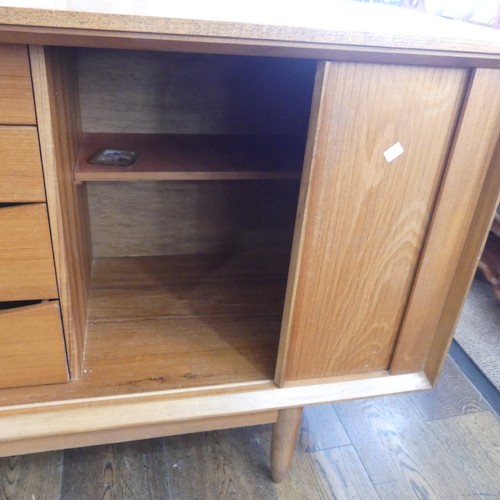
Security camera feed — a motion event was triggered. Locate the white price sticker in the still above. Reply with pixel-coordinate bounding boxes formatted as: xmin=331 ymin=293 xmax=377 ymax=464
xmin=383 ymin=142 xmax=404 ymax=163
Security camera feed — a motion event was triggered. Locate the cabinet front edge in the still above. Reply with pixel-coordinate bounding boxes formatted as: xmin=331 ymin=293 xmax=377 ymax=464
xmin=0 ymin=371 xmax=431 ymax=449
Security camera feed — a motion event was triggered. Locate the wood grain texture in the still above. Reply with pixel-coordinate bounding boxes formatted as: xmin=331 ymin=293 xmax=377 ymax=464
xmin=335 ymin=395 xmax=474 ymax=497
xmin=0 ymin=2 xmax=500 ymax=59
xmin=161 ymin=424 xmax=377 ymax=499
xmin=0 ymin=126 xmax=45 ymax=202
xmin=426 ymin=138 xmax=500 ymax=383
xmin=1 ymin=359 xmax=498 ymax=498
xmin=410 ymin=357 xmax=489 ymax=421
xmin=391 ymin=68 xmax=500 ymax=376
xmin=1 ymin=411 xmax=278 ymax=457
xmin=0 ymin=372 xmax=430 ymax=456
xmin=83 ymin=253 xmax=287 ymax=394
xmin=0 ymin=44 xmax=36 ymax=125
xmin=311 ymin=446 xmax=380 ymax=500
xmin=78 ymin=48 xmax=315 ymax=136
xmin=0 ymin=301 xmax=67 ymax=389
xmin=427 ymin=411 xmax=500 ymax=496
xmin=3 ymin=26 xmax=500 ymax=72
xmin=274 ymin=62 xmax=326 ymax=388
xmin=0 ymin=451 xmax=62 ymax=500
xmin=299 ymin=404 xmax=350 ymax=453
xmin=271 ymin=407 xmax=303 ymax=482
xmin=60 ymin=440 xmax=168 ymax=500
xmin=88 ymin=180 xmax=299 ymax=258
xmin=30 ymin=45 xmax=92 ymax=379
xmin=278 ymin=62 xmax=467 ymax=382
xmin=0 ymin=203 xmax=58 ymax=301
xmin=75 ymin=133 xmax=304 ymax=182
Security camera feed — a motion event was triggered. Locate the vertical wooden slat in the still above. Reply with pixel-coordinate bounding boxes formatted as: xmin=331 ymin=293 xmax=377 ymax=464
xmin=425 ymin=137 xmax=500 ymax=383
xmin=29 ymin=45 xmax=92 ymax=379
xmin=391 ymin=68 xmax=500 ymax=375
xmin=277 ymin=62 xmax=467 ymax=383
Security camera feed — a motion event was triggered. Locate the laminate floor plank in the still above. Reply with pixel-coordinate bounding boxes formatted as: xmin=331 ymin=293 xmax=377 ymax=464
xmin=410 ymin=357 xmax=489 ymax=421
xmin=335 ymin=395 xmax=474 ymax=497
xmin=161 ymin=433 xmax=217 ymax=500
xmin=427 ymin=411 xmax=500 ymax=496
xmin=310 ymin=446 xmax=380 ymax=500
xmin=162 ymin=425 xmax=354 ymax=500
xmin=299 ymin=404 xmax=351 ymax=453
xmin=60 ymin=440 xmax=169 ymax=500
xmin=0 ymin=451 xmax=63 ymax=500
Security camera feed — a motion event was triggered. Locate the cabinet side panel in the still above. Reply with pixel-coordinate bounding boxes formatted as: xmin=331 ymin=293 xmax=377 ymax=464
xmin=391 ymin=68 xmax=500 ymax=377
xmin=30 ymin=45 xmax=92 ymax=379
xmin=425 ymin=136 xmax=500 ymax=384
xmin=278 ymin=62 xmax=467 ymax=382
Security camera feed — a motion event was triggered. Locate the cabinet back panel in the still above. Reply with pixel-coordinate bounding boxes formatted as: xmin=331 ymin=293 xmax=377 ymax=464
xmin=88 ymin=181 xmax=300 ymax=257
xmin=278 ymin=62 xmax=468 ymax=381
xmin=78 ymin=49 xmax=316 ymax=135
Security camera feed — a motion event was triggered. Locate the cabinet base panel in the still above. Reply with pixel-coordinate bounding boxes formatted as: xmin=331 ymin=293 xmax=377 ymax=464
xmin=0 ymin=410 xmax=278 ymax=457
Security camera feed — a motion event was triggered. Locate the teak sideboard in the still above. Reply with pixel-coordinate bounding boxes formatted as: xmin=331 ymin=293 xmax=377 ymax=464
xmin=0 ymin=1 xmax=499 ymax=483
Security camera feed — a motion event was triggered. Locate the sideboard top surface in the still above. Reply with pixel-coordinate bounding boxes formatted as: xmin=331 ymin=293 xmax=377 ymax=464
xmin=0 ymin=1 xmax=499 ymax=63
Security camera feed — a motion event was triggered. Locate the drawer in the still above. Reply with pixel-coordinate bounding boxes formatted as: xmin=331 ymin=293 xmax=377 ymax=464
xmin=0 ymin=126 xmax=45 ymax=202
xmin=0 ymin=44 xmax=36 ymax=125
xmin=0 ymin=301 xmax=68 ymax=389
xmin=0 ymin=204 xmax=58 ymax=301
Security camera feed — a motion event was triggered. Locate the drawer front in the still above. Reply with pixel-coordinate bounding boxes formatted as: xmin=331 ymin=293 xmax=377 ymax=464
xmin=0 ymin=301 xmax=68 ymax=389
xmin=0 ymin=204 xmax=58 ymax=301
xmin=0 ymin=44 xmax=36 ymax=125
xmin=0 ymin=126 xmax=45 ymax=202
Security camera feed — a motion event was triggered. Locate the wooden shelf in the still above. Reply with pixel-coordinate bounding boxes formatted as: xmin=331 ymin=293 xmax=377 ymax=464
xmin=74 ymin=133 xmax=304 ymax=182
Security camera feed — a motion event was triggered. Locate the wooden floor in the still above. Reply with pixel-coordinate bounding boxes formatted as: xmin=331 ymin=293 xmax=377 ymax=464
xmin=1 ymin=357 xmax=499 ymax=499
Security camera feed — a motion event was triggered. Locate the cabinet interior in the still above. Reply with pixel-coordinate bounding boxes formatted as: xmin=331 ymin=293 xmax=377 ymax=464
xmin=63 ymin=48 xmax=316 ymax=395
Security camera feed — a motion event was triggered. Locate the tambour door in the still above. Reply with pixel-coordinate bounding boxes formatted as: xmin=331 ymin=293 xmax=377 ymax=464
xmin=277 ymin=62 xmax=469 ymax=383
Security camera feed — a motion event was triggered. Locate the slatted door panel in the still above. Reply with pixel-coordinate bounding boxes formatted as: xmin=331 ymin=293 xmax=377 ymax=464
xmin=277 ymin=62 xmax=468 ymax=383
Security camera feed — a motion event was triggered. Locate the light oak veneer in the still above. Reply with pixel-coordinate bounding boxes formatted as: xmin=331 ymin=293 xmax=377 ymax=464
xmin=0 ymin=3 xmax=499 ymax=482
xmin=0 ymin=126 xmax=45 ymax=202
xmin=0 ymin=44 xmax=36 ymax=125
xmin=277 ymin=62 xmax=467 ymax=382
xmin=0 ymin=204 xmax=58 ymax=301
xmin=0 ymin=301 xmax=67 ymax=389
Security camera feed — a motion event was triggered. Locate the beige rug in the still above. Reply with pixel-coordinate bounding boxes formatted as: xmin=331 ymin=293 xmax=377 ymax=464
xmin=454 ymin=276 xmax=500 ymax=391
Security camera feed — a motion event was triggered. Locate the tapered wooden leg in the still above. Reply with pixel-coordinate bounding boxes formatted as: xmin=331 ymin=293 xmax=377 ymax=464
xmin=270 ymin=407 xmax=303 ymax=483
